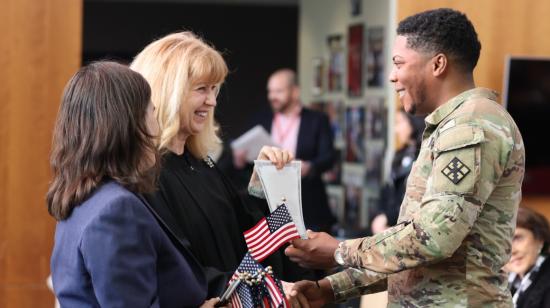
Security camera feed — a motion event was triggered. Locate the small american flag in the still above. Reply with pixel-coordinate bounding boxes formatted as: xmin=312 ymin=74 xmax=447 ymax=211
xmin=230 ymin=253 xmax=263 ymax=308
xmin=263 ymin=271 xmax=289 ymax=308
xmin=243 ymin=204 xmax=301 ymax=262
xmin=230 ymin=282 xmax=256 ymax=308
xmin=229 ymin=252 xmax=287 ymax=308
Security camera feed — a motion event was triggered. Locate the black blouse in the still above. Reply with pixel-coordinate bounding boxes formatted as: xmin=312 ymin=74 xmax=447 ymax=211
xmin=145 ymin=150 xmax=284 ymax=297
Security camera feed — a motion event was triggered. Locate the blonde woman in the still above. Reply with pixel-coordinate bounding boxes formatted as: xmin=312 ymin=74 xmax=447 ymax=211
xmin=131 ymin=32 xmax=293 ymax=297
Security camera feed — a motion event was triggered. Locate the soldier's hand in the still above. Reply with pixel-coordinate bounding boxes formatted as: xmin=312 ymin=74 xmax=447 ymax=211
xmin=290 ymin=279 xmax=334 ymax=308
xmin=285 ymin=230 xmax=339 ymax=269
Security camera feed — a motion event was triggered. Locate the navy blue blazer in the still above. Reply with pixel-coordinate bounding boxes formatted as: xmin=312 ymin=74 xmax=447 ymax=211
xmin=51 ymin=181 xmax=207 ymax=307
xmin=256 ymin=107 xmax=337 ymax=231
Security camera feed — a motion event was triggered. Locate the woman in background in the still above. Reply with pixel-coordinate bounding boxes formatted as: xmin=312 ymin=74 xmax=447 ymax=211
xmin=505 ymin=207 xmax=550 ymax=308
xmin=370 ymin=108 xmax=424 ymax=234
xmin=48 ymin=61 xmax=220 ymax=307
xmin=131 ymin=32 xmax=294 ymax=297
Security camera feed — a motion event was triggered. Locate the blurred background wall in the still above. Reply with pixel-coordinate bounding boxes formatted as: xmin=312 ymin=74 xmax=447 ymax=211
xmin=0 ymin=0 xmax=82 ymax=306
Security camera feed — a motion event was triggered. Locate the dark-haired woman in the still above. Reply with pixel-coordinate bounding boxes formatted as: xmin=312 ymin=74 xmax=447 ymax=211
xmin=505 ymin=207 xmax=550 ymax=308
xmin=371 ymin=109 xmax=425 ymax=234
xmin=48 ymin=61 xmax=221 ymax=307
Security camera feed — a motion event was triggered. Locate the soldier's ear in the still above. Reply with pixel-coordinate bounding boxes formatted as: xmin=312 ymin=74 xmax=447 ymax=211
xmin=432 ymin=53 xmax=447 ymax=77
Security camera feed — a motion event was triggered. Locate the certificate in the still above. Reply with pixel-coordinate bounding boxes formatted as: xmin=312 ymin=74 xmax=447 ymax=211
xmin=231 ymin=125 xmax=276 ymax=162
xmin=253 ymin=160 xmax=307 ymax=239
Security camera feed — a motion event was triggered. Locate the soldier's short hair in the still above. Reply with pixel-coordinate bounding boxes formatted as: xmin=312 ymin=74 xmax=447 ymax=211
xmin=397 ymin=8 xmax=481 ymax=73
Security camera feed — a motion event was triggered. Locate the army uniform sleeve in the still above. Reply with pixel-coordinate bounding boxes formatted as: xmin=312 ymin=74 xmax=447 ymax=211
xmin=326 ymin=268 xmax=387 ymax=302
xmin=328 ymin=119 xmax=515 ymax=298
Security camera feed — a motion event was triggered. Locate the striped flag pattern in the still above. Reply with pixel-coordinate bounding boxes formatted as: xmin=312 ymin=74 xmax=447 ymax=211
xmin=230 ymin=253 xmax=263 ymax=308
xmin=229 ymin=252 xmax=288 ymax=308
xmin=264 ymin=272 xmax=289 ymax=308
xmin=243 ymin=204 xmax=300 ymax=262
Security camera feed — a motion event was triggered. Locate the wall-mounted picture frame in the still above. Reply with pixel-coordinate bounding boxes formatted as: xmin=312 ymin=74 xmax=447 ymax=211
xmin=342 ymin=163 xmax=365 ymax=187
xmin=312 ymin=57 xmax=324 ymax=96
xmin=327 ymin=34 xmax=344 ymax=92
xmin=350 ymin=0 xmax=361 ymax=17
xmin=345 ymin=105 xmax=366 ymax=163
xmin=365 ymin=140 xmax=385 ymax=189
xmin=322 ymin=149 xmax=342 ymax=184
xmin=311 ymin=99 xmax=345 ymax=147
xmin=326 ymin=185 xmax=345 ymax=224
xmin=344 ymin=184 xmax=363 ymax=230
xmin=365 ymin=96 xmax=387 ymax=142
xmin=366 ymin=27 xmax=385 ymax=88
xmin=347 ymin=24 xmax=364 ymax=97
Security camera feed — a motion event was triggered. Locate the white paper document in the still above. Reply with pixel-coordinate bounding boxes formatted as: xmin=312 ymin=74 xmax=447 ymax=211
xmin=231 ymin=125 xmax=276 ymax=162
xmin=254 ymin=160 xmax=307 ymax=239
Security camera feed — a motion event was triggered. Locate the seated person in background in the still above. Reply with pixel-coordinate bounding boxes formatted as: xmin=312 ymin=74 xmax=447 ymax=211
xmin=48 ymin=61 xmax=220 ymax=307
xmin=370 ymin=108 xmax=425 ymax=234
xmin=131 ymin=32 xmax=297 ymax=296
xmin=505 ymin=207 xmax=550 ymax=308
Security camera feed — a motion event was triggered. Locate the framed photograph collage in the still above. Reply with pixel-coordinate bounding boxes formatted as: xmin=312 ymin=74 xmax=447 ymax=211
xmin=309 ymin=19 xmax=388 ymax=236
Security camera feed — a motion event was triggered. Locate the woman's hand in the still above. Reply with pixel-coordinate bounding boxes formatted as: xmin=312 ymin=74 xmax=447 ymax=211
xmin=257 ymin=146 xmax=294 ymax=169
xmin=289 ymin=279 xmax=334 ymax=308
xmin=371 ymin=214 xmax=389 ymax=234
xmin=248 ymin=146 xmax=294 ymax=197
xmin=283 ymin=281 xmax=311 ymax=308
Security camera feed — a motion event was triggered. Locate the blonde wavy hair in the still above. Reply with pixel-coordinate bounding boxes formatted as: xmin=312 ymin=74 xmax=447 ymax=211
xmin=130 ymin=31 xmax=228 ymax=158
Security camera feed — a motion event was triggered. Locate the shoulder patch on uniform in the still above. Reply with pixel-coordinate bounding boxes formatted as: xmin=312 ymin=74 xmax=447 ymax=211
xmin=441 ymin=157 xmax=471 ymax=184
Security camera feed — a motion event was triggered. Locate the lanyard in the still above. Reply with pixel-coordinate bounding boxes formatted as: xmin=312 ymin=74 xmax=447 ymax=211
xmin=272 ymin=113 xmax=299 ymax=145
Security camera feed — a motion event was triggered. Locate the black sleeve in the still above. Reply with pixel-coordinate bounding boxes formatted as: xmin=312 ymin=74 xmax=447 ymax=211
xmin=144 ymin=173 xmax=237 ymax=298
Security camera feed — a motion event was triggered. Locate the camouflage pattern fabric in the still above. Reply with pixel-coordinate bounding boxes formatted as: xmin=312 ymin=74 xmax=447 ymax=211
xmin=327 ymin=88 xmax=525 ymax=307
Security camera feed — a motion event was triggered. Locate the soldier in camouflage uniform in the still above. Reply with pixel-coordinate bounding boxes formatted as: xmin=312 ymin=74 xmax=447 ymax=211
xmin=287 ymin=8 xmax=525 ymax=307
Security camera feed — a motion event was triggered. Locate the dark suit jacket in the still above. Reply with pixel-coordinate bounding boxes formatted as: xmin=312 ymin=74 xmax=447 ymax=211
xmin=256 ymin=107 xmax=337 ymax=231
xmin=51 ymin=181 xmax=207 ymax=307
